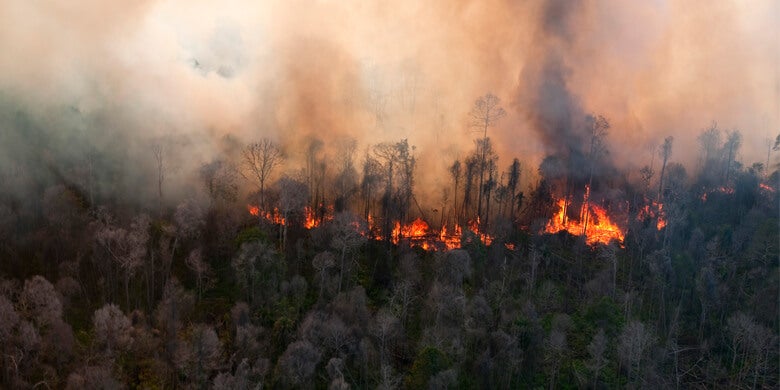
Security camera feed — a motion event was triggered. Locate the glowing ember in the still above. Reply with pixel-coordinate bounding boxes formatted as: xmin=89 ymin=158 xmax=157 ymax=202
xmin=304 ymin=207 xmax=317 ymax=229
xmin=248 ymin=206 xmax=499 ymax=250
xmin=759 ymin=183 xmax=775 ymax=192
xmin=439 ymin=225 xmax=462 ymax=250
xmin=637 ymin=200 xmax=666 ymax=230
xmin=246 ymin=205 xmax=285 ymax=225
xmin=545 ymin=198 xmax=625 ymax=245
xmin=700 ymin=186 xmax=737 ymax=202
xmin=463 ymin=217 xmax=493 ymax=246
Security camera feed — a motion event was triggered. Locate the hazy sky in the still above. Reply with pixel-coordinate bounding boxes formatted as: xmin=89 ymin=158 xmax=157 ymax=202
xmin=1 ymin=0 xmax=777 ymax=198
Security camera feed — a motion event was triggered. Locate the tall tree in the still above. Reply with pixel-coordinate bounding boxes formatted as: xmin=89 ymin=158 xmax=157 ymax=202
xmin=449 ymin=160 xmax=462 ymax=227
xmin=200 ymin=159 xmax=239 ymax=206
xmin=581 ymin=115 xmax=610 ymax=235
xmin=722 ymin=130 xmax=742 ymax=184
xmin=469 ymin=93 xmax=506 ymax=226
xmin=242 ymin=139 xmax=283 ymax=210
xmin=507 ymin=158 xmax=521 ymax=221
xmin=657 ymin=136 xmax=673 ymax=202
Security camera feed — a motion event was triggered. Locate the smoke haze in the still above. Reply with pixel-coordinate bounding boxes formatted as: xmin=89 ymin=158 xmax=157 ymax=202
xmin=0 ymin=0 xmax=777 ymax=206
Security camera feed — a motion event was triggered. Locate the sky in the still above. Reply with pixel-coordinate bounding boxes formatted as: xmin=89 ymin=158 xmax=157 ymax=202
xmin=0 ymin=0 xmax=777 ymax=203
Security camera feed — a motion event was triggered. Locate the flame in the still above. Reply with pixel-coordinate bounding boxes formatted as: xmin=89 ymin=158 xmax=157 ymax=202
xmin=637 ymin=200 xmax=666 ymax=230
xmin=439 ymin=225 xmax=462 ymax=250
xmin=383 ymin=217 xmax=494 ymax=250
xmin=700 ymin=186 xmax=737 ymax=202
xmin=248 ymin=206 xmax=499 ymax=250
xmin=246 ymin=205 xmax=285 ymax=225
xmin=718 ymin=186 xmax=735 ymax=194
xmin=304 ymin=207 xmax=317 ymax=229
xmin=545 ymin=196 xmax=625 ymax=245
xmin=759 ymin=183 xmax=775 ymax=192
xmin=391 ymin=218 xmax=430 ymax=249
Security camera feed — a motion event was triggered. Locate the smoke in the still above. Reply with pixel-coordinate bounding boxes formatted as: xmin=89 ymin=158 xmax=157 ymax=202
xmin=0 ymin=0 xmax=776 ymax=210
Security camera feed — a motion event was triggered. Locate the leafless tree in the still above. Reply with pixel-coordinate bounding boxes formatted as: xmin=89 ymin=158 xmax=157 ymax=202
xmin=152 ymin=142 xmax=166 ymax=217
xmin=176 ymin=324 xmax=223 ymax=388
xmin=507 ymin=158 xmax=521 ymax=220
xmin=312 ymin=251 xmax=337 ymax=302
xmin=19 ymin=275 xmax=63 ymax=328
xmin=242 ymin=139 xmax=283 ymax=209
xmin=92 ymin=303 xmax=132 ymax=355
xmin=371 ymin=308 xmax=400 ymax=367
xmin=330 ymin=212 xmax=368 ymax=293
xmin=95 ymin=215 xmax=150 ymax=309
xmin=722 ymin=130 xmax=741 ymax=184
xmin=587 ymin=328 xmax=608 ymax=387
xmin=582 ymin=115 xmax=610 ymax=235
xmin=200 ymin=159 xmax=239 ymax=205
xmin=278 ymin=340 xmax=322 ymax=387
xmin=334 ymin=137 xmax=359 ymax=211
xmin=726 ymin=312 xmax=777 ymax=388
xmin=185 ymin=248 xmax=213 ymax=301
xmin=449 ymin=160 xmax=462 ymax=226
xmin=65 ymin=365 xmax=121 ymax=390
xmin=618 ymin=320 xmax=655 ymax=385
xmin=469 ymin=93 xmax=506 ymax=225
xmin=278 ymin=176 xmax=308 ymax=249
xmin=232 ymin=241 xmax=280 ymax=306
xmin=657 ymin=136 xmax=673 ymax=202
xmin=154 ymin=278 xmax=194 ymax=364
xmin=390 ymin=280 xmax=417 ymax=327
xmin=0 ymin=296 xmax=18 ymax=344
xmin=360 ymin=152 xmax=383 ymax=221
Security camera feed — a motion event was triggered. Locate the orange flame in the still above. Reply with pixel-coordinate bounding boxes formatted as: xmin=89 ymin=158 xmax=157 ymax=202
xmin=248 ymin=206 xmax=500 ymax=250
xmin=304 ymin=207 xmax=317 ymax=229
xmin=246 ymin=205 xmax=285 ymax=225
xmin=439 ymin=225 xmax=462 ymax=250
xmin=545 ymin=196 xmax=625 ymax=245
xmin=637 ymin=200 xmax=666 ymax=230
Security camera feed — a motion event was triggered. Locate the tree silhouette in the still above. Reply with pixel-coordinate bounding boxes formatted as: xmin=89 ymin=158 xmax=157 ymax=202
xmin=469 ymin=93 xmax=506 ymax=226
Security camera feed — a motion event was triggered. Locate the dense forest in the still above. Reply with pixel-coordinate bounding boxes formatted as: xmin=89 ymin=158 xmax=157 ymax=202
xmin=0 ymin=91 xmax=778 ymax=389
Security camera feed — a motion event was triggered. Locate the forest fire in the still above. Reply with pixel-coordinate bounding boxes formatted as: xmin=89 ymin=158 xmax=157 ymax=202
xmin=247 ymin=206 xmax=492 ymax=250
xmin=439 ymin=225 xmax=462 ymax=250
xmin=545 ymin=198 xmax=625 ymax=245
xmin=304 ymin=207 xmax=317 ymax=229
xmin=247 ymin=205 xmax=286 ymax=225
xmin=389 ymin=219 xmax=493 ymax=250
xmin=638 ymin=201 xmax=666 ymax=230
xmin=700 ymin=186 xmax=736 ymax=202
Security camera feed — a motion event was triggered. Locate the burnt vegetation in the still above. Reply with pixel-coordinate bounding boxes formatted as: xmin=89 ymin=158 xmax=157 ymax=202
xmin=0 ymin=93 xmax=777 ymax=389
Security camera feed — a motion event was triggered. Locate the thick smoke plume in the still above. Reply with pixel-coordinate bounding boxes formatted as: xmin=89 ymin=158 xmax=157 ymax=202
xmin=0 ymin=0 xmax=776 ymax=209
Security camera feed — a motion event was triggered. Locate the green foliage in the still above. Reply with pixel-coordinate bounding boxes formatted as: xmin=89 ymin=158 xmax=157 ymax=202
xmin=405 ymin=346 xmax=451 ymax=389
xmin=234 ymin=226 xmax=268 ymax=247
xmin=582 ymin=297 xmax=624 ymax=335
